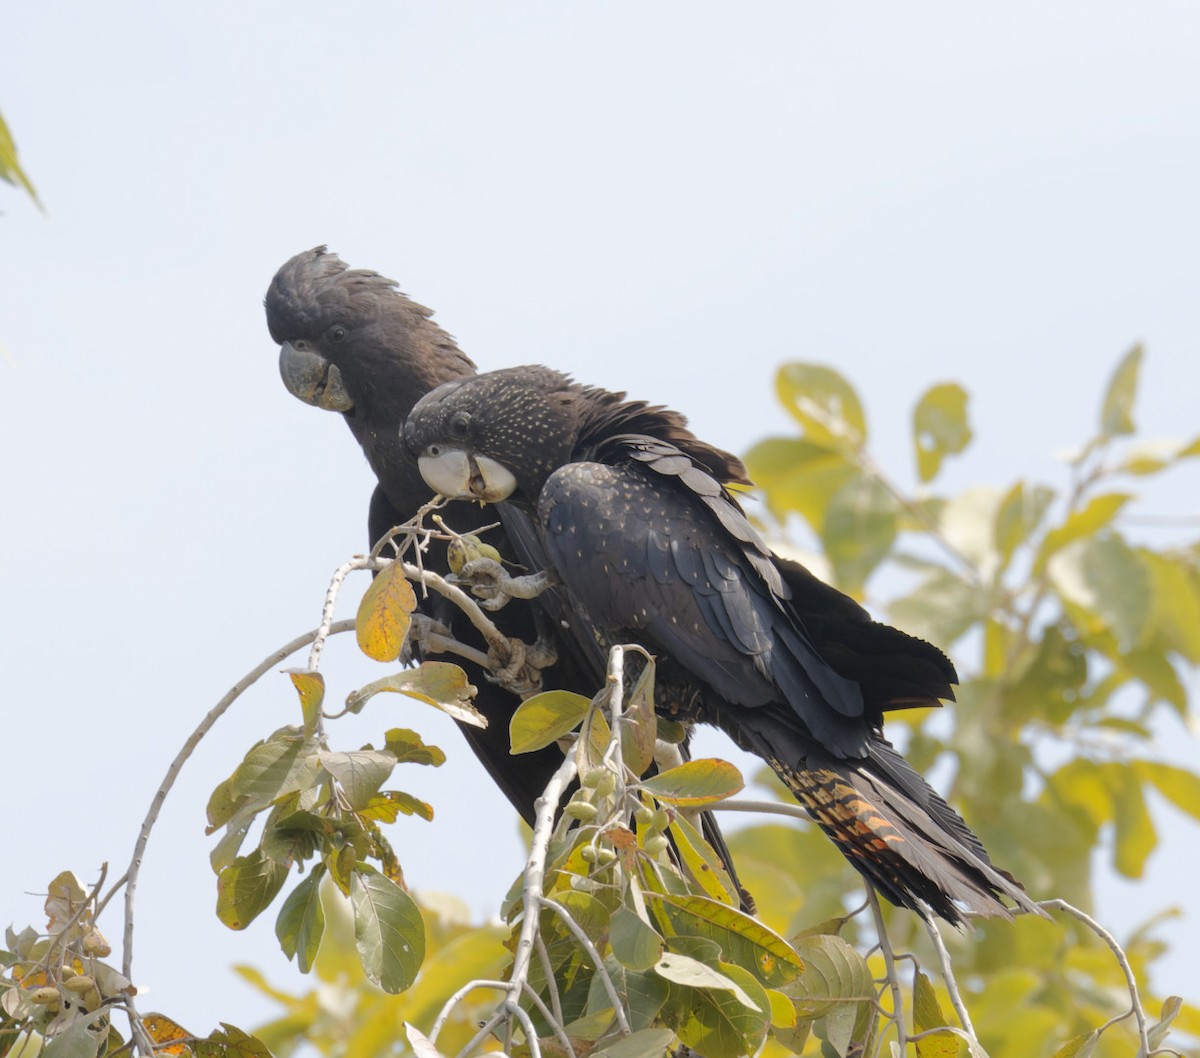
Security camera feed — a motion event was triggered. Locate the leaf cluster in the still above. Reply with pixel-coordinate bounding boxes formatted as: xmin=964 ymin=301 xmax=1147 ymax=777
xmin=739 ymin=346 xmax=1200 ymax=1055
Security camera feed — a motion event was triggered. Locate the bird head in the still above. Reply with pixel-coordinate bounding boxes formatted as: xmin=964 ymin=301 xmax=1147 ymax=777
xmin=265 ymin=246 xmax=475 ymax=422
xmin=404 ymin=367 xmax=578 ymax=505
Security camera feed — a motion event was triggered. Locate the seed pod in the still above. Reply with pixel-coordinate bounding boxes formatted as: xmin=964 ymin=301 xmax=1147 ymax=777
xmin=30 ymin=988 xmax=61 ymax=1007
xmin=644 ymin=834 xmax=670 ymax=856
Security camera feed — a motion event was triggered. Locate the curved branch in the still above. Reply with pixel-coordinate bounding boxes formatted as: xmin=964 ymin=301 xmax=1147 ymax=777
xmin=119 ymin=618 xmax=356 ymax=987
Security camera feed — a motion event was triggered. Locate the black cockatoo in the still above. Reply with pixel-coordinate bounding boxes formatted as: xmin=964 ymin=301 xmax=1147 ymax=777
xmin=264 ymin=250 xmax=749 ymax=909
xmin=404 ymin=365 xmax=1039 ymax=924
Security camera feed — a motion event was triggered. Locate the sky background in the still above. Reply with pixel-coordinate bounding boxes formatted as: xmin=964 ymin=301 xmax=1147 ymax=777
xmin=3 ymin=0 xmax=1199 ymax=1037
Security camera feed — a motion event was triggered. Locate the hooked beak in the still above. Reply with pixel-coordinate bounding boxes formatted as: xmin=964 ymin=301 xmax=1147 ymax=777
xmin=279 ymin=342 xmax=354 ymax=412
xmin=418 ymin=447 xmax=517 ymax=503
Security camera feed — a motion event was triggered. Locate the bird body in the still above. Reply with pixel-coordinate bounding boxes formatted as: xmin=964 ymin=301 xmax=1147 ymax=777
xmin=266 ymin=249 xmax=589 ymax=823
xmin=264 ymin=250 xmax=747 ymax=913
xmin=406 ymin=365 xmax=1039 ymax=924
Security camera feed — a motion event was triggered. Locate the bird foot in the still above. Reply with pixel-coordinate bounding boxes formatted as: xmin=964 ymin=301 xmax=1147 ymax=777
xmin=454 ymin=557 xmax=558 ymax=611
xmin=402 ymin=614 xmax=453 ymax=665
xmin=486 ymin=635 xmax=552 ymax=697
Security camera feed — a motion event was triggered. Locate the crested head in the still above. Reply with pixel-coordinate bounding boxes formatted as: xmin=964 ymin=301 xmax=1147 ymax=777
xmin=266 ymin=246 xmax=476 ymax=426
xmin=265 ymin=246 xmax=403 ymax=344
xmin=404 ymin=367 xmax=579 ymax=504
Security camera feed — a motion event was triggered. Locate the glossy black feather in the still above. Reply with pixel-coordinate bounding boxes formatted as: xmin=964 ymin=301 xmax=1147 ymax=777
xmin=266 ymin=251 xmax=752 ymax=912
xmin=405 ymin=366 xmax=1039 ymax=924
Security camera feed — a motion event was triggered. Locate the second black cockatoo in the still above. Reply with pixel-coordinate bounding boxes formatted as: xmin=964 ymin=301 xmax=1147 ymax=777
xmin=404 ymin=365 xmax=1039 ymax=925
xmin=264 ymin=248 xmax=749 ymax=913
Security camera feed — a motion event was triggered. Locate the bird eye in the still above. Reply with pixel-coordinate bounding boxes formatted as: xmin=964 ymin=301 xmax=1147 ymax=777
xmin=328 ymin=324 xmax=348 ymax=343
xmin=449 ymin=412 xmax=471 ymax=439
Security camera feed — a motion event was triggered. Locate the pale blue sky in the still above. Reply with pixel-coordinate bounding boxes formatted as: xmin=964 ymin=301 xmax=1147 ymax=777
xmin=3 ymin=1 xmax=1198 ymax=1035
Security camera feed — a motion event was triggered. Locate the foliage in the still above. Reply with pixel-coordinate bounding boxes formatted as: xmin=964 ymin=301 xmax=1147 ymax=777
xmin=741 ymin=344 xmax=1200 ymax=1055
xmin=5 ymin=351 xmax=1196 ymax=1058
xmin=0 ymin=109 xmax=40 ymax=210
xmin=236 ymin=348 xmax=1197 ymax=1058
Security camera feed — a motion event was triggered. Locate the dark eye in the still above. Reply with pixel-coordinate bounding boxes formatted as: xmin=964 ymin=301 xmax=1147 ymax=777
xmin=449 ymin=412 xmax=471 ymax=439
xmin=328 ymin=324 xmax=348 ymax=343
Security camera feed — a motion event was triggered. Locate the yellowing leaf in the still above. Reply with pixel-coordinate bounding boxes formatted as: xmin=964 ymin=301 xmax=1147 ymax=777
xmin=509 ymin=689 xmax=591 ymax=754
xmin=348 ymin=664 xmax=482 ymax=727
xmin=355 ymin=561 xmax=417 ymax=662
xmin=141 ymin=1014 xmax=192 ymax=1057
xmin=1134 ymin=761 xmax=1200 ymax=823
xmin=641 ymin=759 xmax=744 ymax=806
xmin=666 ymin=813 xmax=741 ymax=907
xmin=284 ymin=669 xmax=325 ymax=732
xmin=776 ymin=362 xmax=867 ymax=450
xmin=912 ymin=382 xmax=972 ymax=483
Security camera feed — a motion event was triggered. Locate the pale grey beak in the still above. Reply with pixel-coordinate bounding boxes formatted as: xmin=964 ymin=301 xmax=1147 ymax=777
xmin=418 ymin=447 xmax=518 ymax=503
xmin=279 ymin=342 xmax=354 ymax=412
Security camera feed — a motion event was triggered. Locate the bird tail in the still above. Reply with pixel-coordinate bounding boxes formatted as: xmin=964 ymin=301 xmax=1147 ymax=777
xmin=736 ymin=713 xmax=1042 ymax=925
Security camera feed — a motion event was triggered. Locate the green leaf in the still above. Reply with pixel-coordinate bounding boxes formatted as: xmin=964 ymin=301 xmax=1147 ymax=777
xmin=744 ymin=437 xmax=857 ymax=529
xmin=1143 ymin=550 xmax=1200 ymax=662
xmin=622 ymin=660 xmax=659 ymax=777
xmin=821 ymin=477 xmax=898 ymax=592
xmin=318 ymin=750 xmax=396 ymax=810
xmin=275 ymin=867 xmax=325 ymax=973
xmin=1049 ymin=534 xmax=1153 ymax=650
xmin=1148 ymin=995 xmax=1183 ymax=1049
xmin=195 ymin=1023 xmax=274 ymax=1058
xmin=646 ymin=892 xmax=804 ymax=988
xmin=508 ymin=689 xmax=591 ymax=754
xmin=349 ymin=864 xmax=425 ymax=992
xmin=610 ymin=908 xmax=664 ymax=972
xmin=993 ymin=481 xmax=1056 ymax=566
xmin=912 ymin=972 xmax=957 ymax=1058
xmin=912 ymin=382 xmax=972 ymax=483
xmin=1134 ymin=761 xmax=1200 ymax=823
xmin=775 ymin=362 xmax=867 ymax=449
xmin=348 ymin=664 xmax=482 ymax=728
xmin=593 ymin=1027 xmax=675 ymax=1058
xmin=888 ymin=565 xmax=987 ymax=648
xmin=215 ymin=728 xmax=324 ymax=821
xmin=356 ymin=559 xmax=417 ymax=662
xmin=284 ymin=670 xmax=325 ymax=733
xmin=216 ymin=850 xmax=289 ymax=930
xmin=1034 ymin=492 xmax=1133 ymax=573
xmin=654 ymin=952 xmax=760 ymax=1010
xmin=781 ymin=933 xmax=873 ymax=1019
xmin=670 ymin=960 xmax=772 ymax=1058
xmin=383 ymin=728 xmax=447 ymax=767
xmin=41 ymin=1017 xmax=103 ymax=1058
xmin=1099 ymin=344 xmax=1143 ymax=438
xmin=1050 ymin=1030 xmax=1100 ymax=1058
xmin=641 ymin=759 xmax=744 ymax=806
xmin=1102 ymin=763 xmax=1156 ymax=879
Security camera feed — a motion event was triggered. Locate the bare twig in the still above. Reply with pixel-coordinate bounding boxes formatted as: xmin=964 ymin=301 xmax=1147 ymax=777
xmin=867 ymin=887 xmax=905 ymax=1054
xmin=539 ymin=897 xmax=631 ymax=1036
xmin=118 ymin=619 xmax=356 ymax=987
xmin=1041 ymin=899 xmax=1151 ymax=1057
xmin=919 ymin=907 xmax=977 ymax=1040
